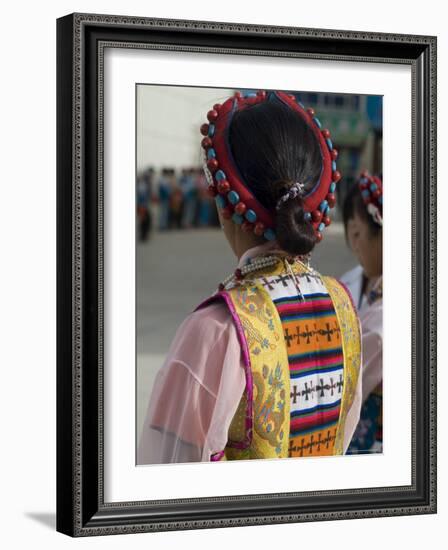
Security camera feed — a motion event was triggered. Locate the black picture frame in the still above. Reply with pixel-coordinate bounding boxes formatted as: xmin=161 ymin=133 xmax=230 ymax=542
xmin=56 ymin=13 xmax=437 ymax=537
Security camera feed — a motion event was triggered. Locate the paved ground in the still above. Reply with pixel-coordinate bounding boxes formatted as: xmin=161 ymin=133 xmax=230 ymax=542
xmin=136 ymin=222 xmax=357 ymax=440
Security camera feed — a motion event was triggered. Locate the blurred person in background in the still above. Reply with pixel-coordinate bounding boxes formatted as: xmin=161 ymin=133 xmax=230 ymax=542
xmin=168 ymin=168 xmax=183 ymax=229
xmin=157 ymin=168 xmax=171 ymax=231
xmin=195 ymin=167 xmax=213 ymax=227
xmin=136 ymin=170 xmax=152 ymax=241
xmin=138 ymin=90 xmax=363 ymax=464
xmin=340 ymin=171 xmax=383 ymax=453
xmin=180 ymin=168 xmax=198 ymax=228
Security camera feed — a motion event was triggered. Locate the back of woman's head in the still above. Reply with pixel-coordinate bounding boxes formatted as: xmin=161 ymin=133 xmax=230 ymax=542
xmin=228 ymin=98 xmax=322 ymax=256
xmin=342 ymin=182 xmax=382 ymax=240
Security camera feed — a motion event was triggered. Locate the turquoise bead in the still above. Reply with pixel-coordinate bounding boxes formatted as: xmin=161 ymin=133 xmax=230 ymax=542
xmin=313 ymin=117 xmax=322 ymax=128
xmin=318 ymin=222 xmax=325 ymax=232
xmin=264 ymin=228 xmax=276 ymax=241
xmin=332 ymin=161 xmax=337 ymax=171
xmin=227 ymin=190 xmax=240 ymax=205
xmin=370 ymin=183 xmax=378 ymax=191
xmin=326 ymin=138 xmax=333 ymax=150
xmin=330 ymin=182 xmax=336 ymax=193
xmin=208 ymin=124 xmax=215 ymax=137
xmin=232 ymin=213 xmax=244 ymax=224
xmin=245 ymin=209 xmax=257 ymax=223
xmin=215 ymin=170 xmax=226 ymax=181
xmin=304 ymin=212 xmax=312 ymax=221
xmin=215 ymin=195 xmax=226 ymax=209
xmin=362 ymin=189 xmax=370 ymax=199
xmin=360 ymin=177 xmax=368 ymax=184
xmin=378 ymin=196 xmax=383 ymax=205
xmin=298 ymin=101 xmax=305 ymax=109
xmin=207 ymin=148 xmax=216 ymax=159
xmin=319 ymin=200 xmax=329 ymax=212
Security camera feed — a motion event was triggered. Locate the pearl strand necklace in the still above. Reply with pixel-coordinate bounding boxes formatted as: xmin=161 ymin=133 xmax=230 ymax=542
xmin=218 ymin=253 xmax=312 ymax=291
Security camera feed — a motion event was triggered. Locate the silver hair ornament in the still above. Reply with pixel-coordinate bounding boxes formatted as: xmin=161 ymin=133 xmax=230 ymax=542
xmin=275 ymin=181 xmax=306 ymax=210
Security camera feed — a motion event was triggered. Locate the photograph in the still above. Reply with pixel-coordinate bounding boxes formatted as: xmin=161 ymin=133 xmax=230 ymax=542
xmin=56 ymin=12 xmax=436 ymax=536
xmin=135 ymin=86 xmax=384 ymax=464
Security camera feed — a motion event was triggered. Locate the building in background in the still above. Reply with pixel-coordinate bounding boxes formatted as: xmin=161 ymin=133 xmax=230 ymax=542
xmin=294 ymin=91 xmax=382 ymax=217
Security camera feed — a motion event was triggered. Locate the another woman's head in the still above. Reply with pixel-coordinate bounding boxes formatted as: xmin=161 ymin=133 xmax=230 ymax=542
xmin=343 ymin=180 xmax=382 ymax=278
xmin=202 ymin=91 xmax=339 ymax=260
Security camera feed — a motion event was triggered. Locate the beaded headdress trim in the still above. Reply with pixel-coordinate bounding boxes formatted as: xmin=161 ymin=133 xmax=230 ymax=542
xmin=200 ymin=90 xmax=342 ymax=243
xmin=357 ymin=170 xmax=383 ymax=227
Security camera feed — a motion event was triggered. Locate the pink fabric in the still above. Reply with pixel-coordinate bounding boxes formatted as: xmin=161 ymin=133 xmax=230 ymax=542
xmin=137 ymin=241 xmax=363 ymax=463
xmin=194 ymin=290 xmax=254 ymax=449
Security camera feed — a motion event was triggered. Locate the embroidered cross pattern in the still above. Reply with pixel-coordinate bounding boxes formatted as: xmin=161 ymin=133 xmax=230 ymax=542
xmin=318 ymin=322 xmax=340 ymax=342
xmin=285 ymin=322 xmax=341 ymax=346
xmin=288 ymin=429 xmax=337 ymax=456
xmin=290 ymin=374 xmax=343 ymax=404
xmin=259 ymin=270 xmax=322 ymax=291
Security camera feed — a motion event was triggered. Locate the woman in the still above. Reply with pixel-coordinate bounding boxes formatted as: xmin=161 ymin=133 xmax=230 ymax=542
xmin=340 ymin=171 xmax=383 ymax=453
xmin=138 ymin=90 xmax=363 ymax=464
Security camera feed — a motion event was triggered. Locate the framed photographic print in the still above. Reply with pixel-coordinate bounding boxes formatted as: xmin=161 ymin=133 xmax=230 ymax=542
xmin=56 ymin=13 xmax=437 ymax=537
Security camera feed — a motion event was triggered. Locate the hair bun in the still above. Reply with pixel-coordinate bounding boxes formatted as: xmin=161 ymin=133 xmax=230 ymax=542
xmin=275 ymin=195 xmax=317 ymax=255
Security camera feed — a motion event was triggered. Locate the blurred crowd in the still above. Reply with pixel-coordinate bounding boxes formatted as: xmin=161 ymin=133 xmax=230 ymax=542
xmin=136 ymin=167 xmax=220 ymax=241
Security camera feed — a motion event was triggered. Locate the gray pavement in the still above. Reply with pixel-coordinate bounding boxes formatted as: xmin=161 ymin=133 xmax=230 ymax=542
xmin=136 ymin=222 xmax=357 ymax=441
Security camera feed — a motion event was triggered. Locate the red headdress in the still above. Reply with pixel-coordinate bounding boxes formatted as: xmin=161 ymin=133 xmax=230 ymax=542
xmin=357 ymin=170 xmax=383 ymax=227
xmin=200 ymin=90 xmax=341 ymax=243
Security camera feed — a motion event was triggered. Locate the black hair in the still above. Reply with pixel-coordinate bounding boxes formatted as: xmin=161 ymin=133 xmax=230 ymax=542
xmin=342 ymin=182 xmax=382 ymax=239
xmin=228 ymin=97 xmax=322 ymax=256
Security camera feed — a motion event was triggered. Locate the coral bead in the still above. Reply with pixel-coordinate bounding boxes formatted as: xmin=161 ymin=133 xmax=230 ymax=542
xmin=221 ymin=206 xmax=233 ymax=219
xmin=311 ymin=210 xmax=322 ymax=223
xmin=234 ymin=91 xmax=243 ymax=99
xmin=327 ymin=193 xmax=336 ymax=208
xmin=315 ymin=231 xmax=323 ymax=242
xmin=254 ymin=222 xmax=265 ymax=236
xmin=332 ymin=170 xmax=342 ymax=182
xmin=234 ymin=202 xmax=247 ymax=215
xmin=372 ymin=189 xmax=381 ymax=200
xmin=322 ymin=129 xmax=331 ymax=139
xmin=207 ymin=109 xmax=218 ymax=122
xmin=257 ymin=90 xmax=267 ymax=99
xmin=207 ymin=158 xmax=219 ymax=172
xmin=307 ymin=107 xmax=315 ymax=116
xmin=200 ymin=123 xmax=209 ymax=136
xmin=242 ymin=221 xmax=253 ymax=233
xmin=217 ymin=180 xmax=230 ymax=194
xmin=213 ymin=103 xmax=221 ymax=111
xmin=201 ymin=136 xmax=213 ymax=149
xmin=323 ymin=215 xmax=331 ymax=226
xmin=207 ymin=185 xmax=217 ymax=197
xmin=235 ymin=268 xmax=243 ymax=280
xmin=330 ymin=149 xmax=338 ymax=160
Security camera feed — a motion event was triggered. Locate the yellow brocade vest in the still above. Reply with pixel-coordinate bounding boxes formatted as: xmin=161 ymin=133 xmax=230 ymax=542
xmin=197 ymin=259 xmax=361 ymax=461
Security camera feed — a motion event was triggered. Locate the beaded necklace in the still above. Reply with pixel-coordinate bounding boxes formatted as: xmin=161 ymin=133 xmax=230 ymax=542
xmin=218 ymin=252 xmax=314 ymax=298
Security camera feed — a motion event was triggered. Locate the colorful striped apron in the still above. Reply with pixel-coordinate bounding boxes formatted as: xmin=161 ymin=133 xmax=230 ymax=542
xmin=196 ymin=258 xmax=361 ymax=461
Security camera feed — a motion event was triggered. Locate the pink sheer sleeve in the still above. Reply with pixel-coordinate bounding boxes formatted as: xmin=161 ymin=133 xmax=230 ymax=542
xmin=137 ymin=301 xmax=245 ymax=464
